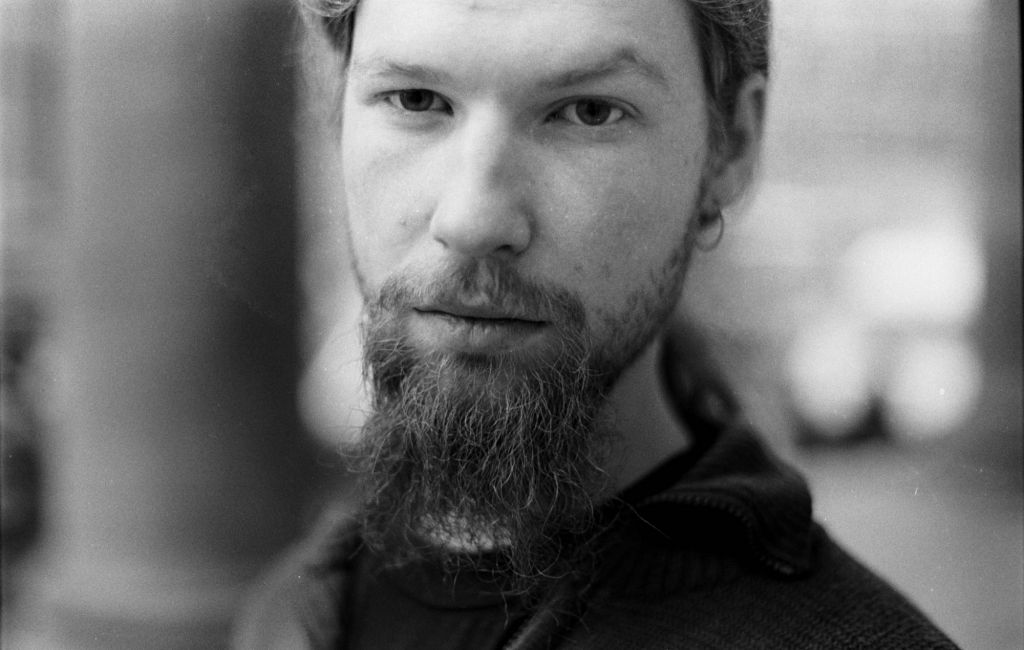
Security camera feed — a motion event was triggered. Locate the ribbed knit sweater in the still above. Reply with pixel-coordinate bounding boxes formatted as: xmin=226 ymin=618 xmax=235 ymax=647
xmin=234 ymin=338 xmax=960 ymax=649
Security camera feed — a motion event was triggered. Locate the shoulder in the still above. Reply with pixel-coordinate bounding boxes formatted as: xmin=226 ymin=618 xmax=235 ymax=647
xmin=782 ymin=527 xmax=959 ymax=648
xmin=231 ymin=509 xmax=360 ymax=650
xmin=571 ymin=525 xmax=959 ymax=649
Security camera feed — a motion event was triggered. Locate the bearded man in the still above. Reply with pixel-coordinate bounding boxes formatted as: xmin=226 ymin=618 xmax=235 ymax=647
xmin=234 ymin=0 xmax=959 ymax=647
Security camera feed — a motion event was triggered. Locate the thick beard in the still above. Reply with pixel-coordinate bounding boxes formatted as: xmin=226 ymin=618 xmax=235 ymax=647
xmin=347 ymin=249 xmax=691 ymax=596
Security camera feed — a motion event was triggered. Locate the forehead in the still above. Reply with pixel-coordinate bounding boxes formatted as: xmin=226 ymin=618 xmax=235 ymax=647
xmin=348 ymin=0 xmax=701 ymax=95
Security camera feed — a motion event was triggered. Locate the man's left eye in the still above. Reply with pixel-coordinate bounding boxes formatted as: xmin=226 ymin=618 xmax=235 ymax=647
xmin=553 ymin=99 xmax=626 ymax=126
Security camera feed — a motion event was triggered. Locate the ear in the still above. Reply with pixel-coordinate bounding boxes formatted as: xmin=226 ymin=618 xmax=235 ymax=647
xmin=701 ymin=73 xmax=767 ymax=211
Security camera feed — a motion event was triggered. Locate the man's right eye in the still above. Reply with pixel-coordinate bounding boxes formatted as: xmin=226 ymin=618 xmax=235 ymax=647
xmin=385 ymin=89 xmax=449 ymax=113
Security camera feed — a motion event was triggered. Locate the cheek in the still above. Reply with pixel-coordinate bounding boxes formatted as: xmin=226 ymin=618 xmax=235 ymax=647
xmin=341 ymin=122 xmax=434 ymax=279
xmin=543 ymin=147 xmax=701 ymax=289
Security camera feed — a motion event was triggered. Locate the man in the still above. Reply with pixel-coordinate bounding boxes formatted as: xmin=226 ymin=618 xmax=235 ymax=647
xmin=236 ymin=0 xmax=959 ymax=647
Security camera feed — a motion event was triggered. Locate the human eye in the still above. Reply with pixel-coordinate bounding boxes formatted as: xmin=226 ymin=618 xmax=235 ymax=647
xmin=550 ymin=98 xmax=628 ymax=127
xmin=382 ymin=89 xmax=451 ymax=114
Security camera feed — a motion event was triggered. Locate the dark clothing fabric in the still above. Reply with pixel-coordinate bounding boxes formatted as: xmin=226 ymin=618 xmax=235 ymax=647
xmin=234 ymin=337 xmax=959 ymax=649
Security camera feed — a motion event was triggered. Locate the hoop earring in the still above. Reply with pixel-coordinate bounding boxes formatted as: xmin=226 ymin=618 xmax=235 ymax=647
xmin=694 ymin=208 xmax=725 ymax=252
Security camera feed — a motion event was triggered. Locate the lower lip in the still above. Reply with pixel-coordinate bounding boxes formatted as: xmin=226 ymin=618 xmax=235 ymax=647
xmin=409 ymin=311 xmax=546 ymax=354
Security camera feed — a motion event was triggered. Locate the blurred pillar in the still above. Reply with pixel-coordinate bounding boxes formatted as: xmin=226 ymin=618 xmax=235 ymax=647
xmin=973 ymin=0 xmax=1023 ymax=470
xmin=979 ymin=1 xmax=1022 ymax=369
xmin=18 ymin=2 xmax=321 ymax=647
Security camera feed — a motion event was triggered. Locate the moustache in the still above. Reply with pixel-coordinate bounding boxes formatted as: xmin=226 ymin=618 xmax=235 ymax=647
xmin=370 ymin=259 xmax=587 ymax=330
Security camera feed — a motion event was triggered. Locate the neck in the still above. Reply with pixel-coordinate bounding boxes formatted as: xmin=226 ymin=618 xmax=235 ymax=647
xmin=602 ymin=335 xmax=691 ymax=491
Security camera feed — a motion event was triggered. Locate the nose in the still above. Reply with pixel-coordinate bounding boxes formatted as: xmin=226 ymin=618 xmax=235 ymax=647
xmin=429 ymin=114 xmax=533 ymax=259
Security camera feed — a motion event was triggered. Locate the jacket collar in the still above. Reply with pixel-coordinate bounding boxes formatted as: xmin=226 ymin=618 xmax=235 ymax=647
xmin=589 ymin=323 xmax=816 ymax=597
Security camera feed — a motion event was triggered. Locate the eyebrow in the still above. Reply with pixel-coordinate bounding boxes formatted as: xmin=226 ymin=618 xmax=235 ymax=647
xmin=349 ymin=47 xmax=670 ymax=91
xmin=537 ymin=48 xmax=670 ymax=91
xmin=349 ymin=57 xmax=450 ymax=85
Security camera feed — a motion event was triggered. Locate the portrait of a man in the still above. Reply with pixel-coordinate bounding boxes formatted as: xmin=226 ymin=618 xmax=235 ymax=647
xmin=230 ymin=1 xmax=964 ymax=647
xmin=1 ymin=1 xmax=1019 ymax=648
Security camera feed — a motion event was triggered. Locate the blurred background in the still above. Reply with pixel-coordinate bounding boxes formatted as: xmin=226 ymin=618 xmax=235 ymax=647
xmin=2 ymin=1 xmax=1021 ymax=648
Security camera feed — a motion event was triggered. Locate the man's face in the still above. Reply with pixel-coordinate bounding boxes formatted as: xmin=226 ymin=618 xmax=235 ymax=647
xmin=342 ymin=0 xmax=710 ymax=370
xmin=338 ymin=0 xmax=714 ymax=585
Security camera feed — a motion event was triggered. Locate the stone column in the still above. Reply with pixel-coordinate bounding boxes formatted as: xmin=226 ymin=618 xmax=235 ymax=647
xmin=12 ymin=2 xmax=322 ymax=647
xmin=978 ymin=1 xmax=1022 ymax=377
xmin=969 ymin=0 xmax=1022 ymax=472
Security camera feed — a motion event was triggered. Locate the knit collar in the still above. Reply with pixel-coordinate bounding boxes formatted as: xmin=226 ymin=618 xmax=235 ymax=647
xmin=591 ymin=420 xmax=816 ymax=598
xmin=660 ymin=322 xmax=815 ymax=579
xmin=588 ymin=324 xmax=816 ymax=597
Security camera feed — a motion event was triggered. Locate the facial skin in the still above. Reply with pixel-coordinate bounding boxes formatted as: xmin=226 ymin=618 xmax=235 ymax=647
xmin=338 ymin=0 xmax=763 ymax=589
xmin=342 ymin=0 xmax=711 ymax=364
